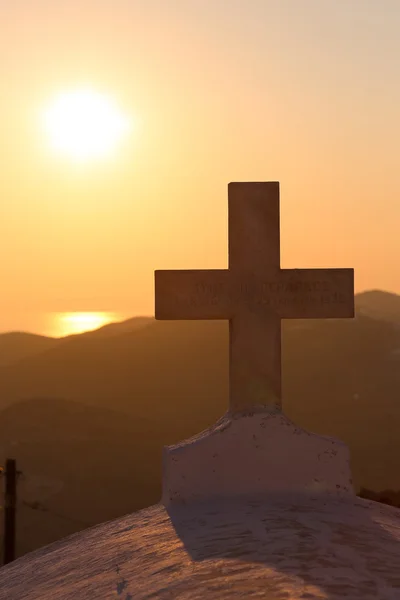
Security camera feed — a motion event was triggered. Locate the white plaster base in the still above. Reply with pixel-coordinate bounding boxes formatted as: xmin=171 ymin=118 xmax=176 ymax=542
xmin=162 ymin=408 xmax=354 ymax=506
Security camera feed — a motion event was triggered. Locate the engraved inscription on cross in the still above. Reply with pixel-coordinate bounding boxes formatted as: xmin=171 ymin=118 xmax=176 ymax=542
xmin=155 ymin=182 xmax=354 ymax=413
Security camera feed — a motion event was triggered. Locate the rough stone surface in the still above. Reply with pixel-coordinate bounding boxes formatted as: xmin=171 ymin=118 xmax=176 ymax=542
xmin=162 ymin=409 xmax=354 ymax=506
xmin=0 ymin=495 xmax=399 ymax=599
xmin=155 ymin=182 xmax=354 ymax=411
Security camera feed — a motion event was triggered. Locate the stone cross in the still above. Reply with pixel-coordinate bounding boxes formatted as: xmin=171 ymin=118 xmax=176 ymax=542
xmin=155 ymin=182 xmax=354 ymax=412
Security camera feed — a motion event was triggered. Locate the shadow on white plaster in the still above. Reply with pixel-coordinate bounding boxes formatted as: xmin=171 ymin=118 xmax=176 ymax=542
xmin=166 ymin=495 xmax=400 ymax=598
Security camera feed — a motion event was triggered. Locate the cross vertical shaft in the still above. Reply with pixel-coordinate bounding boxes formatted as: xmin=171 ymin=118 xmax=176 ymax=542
xmin=228 ymin=183 xmax=282 ymax=411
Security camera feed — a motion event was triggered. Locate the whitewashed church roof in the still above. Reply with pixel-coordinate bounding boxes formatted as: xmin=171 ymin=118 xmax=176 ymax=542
xmin=0 ymin=491 xmax=399 ymax=599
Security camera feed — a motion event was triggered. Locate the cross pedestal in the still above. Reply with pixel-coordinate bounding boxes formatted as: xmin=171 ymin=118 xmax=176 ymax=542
xmin=155 ymin=182 xmax=354 ymax=413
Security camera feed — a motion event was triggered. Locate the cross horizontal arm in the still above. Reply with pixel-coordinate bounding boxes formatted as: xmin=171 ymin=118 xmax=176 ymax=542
xmin=155 ymin=269 xmax=232 ymax=320
xmin=274 ymin=268 xmax=354 ymax=319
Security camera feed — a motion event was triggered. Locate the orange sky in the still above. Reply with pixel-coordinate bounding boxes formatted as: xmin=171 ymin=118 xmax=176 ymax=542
xmin=0 ymin=1 xmax=399 ymax=336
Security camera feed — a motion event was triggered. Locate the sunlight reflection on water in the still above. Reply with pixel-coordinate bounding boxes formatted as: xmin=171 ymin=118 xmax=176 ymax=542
xmin=48 ymin=311 xmax=120 ymax=338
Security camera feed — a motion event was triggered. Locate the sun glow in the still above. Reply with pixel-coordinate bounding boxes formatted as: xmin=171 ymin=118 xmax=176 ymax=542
xmin=55 ymin=312 xmax=117 ymax=337
xmin=42 ymin=89 xmax=131 ymax=162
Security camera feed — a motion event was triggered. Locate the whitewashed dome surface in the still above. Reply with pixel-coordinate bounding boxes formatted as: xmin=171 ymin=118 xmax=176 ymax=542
xmin=0 ymin=411 xmax=398 ymax=600
xmin=0 ymin=493 xmax=399 ymax=599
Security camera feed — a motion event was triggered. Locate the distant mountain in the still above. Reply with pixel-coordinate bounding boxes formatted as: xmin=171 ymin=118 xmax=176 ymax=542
xmin=0 ymin=316 xmax=152 ymax=367
xmin=0 ymin=332 xmax=60 ymax=367
xmin=356 ymin=290 xmax=400 ymax=323
xmin=0 ymin=319 xmax=228 ymax=437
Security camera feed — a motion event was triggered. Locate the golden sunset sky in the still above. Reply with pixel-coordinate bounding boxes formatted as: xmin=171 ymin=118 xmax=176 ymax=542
xmin=0 ymin=0 xmax=399 ymax=336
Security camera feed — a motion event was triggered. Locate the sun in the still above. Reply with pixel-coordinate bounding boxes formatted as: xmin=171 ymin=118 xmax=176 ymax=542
xmin=42 ymin=88 xmax=131 ymax=162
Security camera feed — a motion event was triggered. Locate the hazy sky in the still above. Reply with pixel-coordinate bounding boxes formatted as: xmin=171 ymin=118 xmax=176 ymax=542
xmin=1 ymin=0 xmax=399 ymax=335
